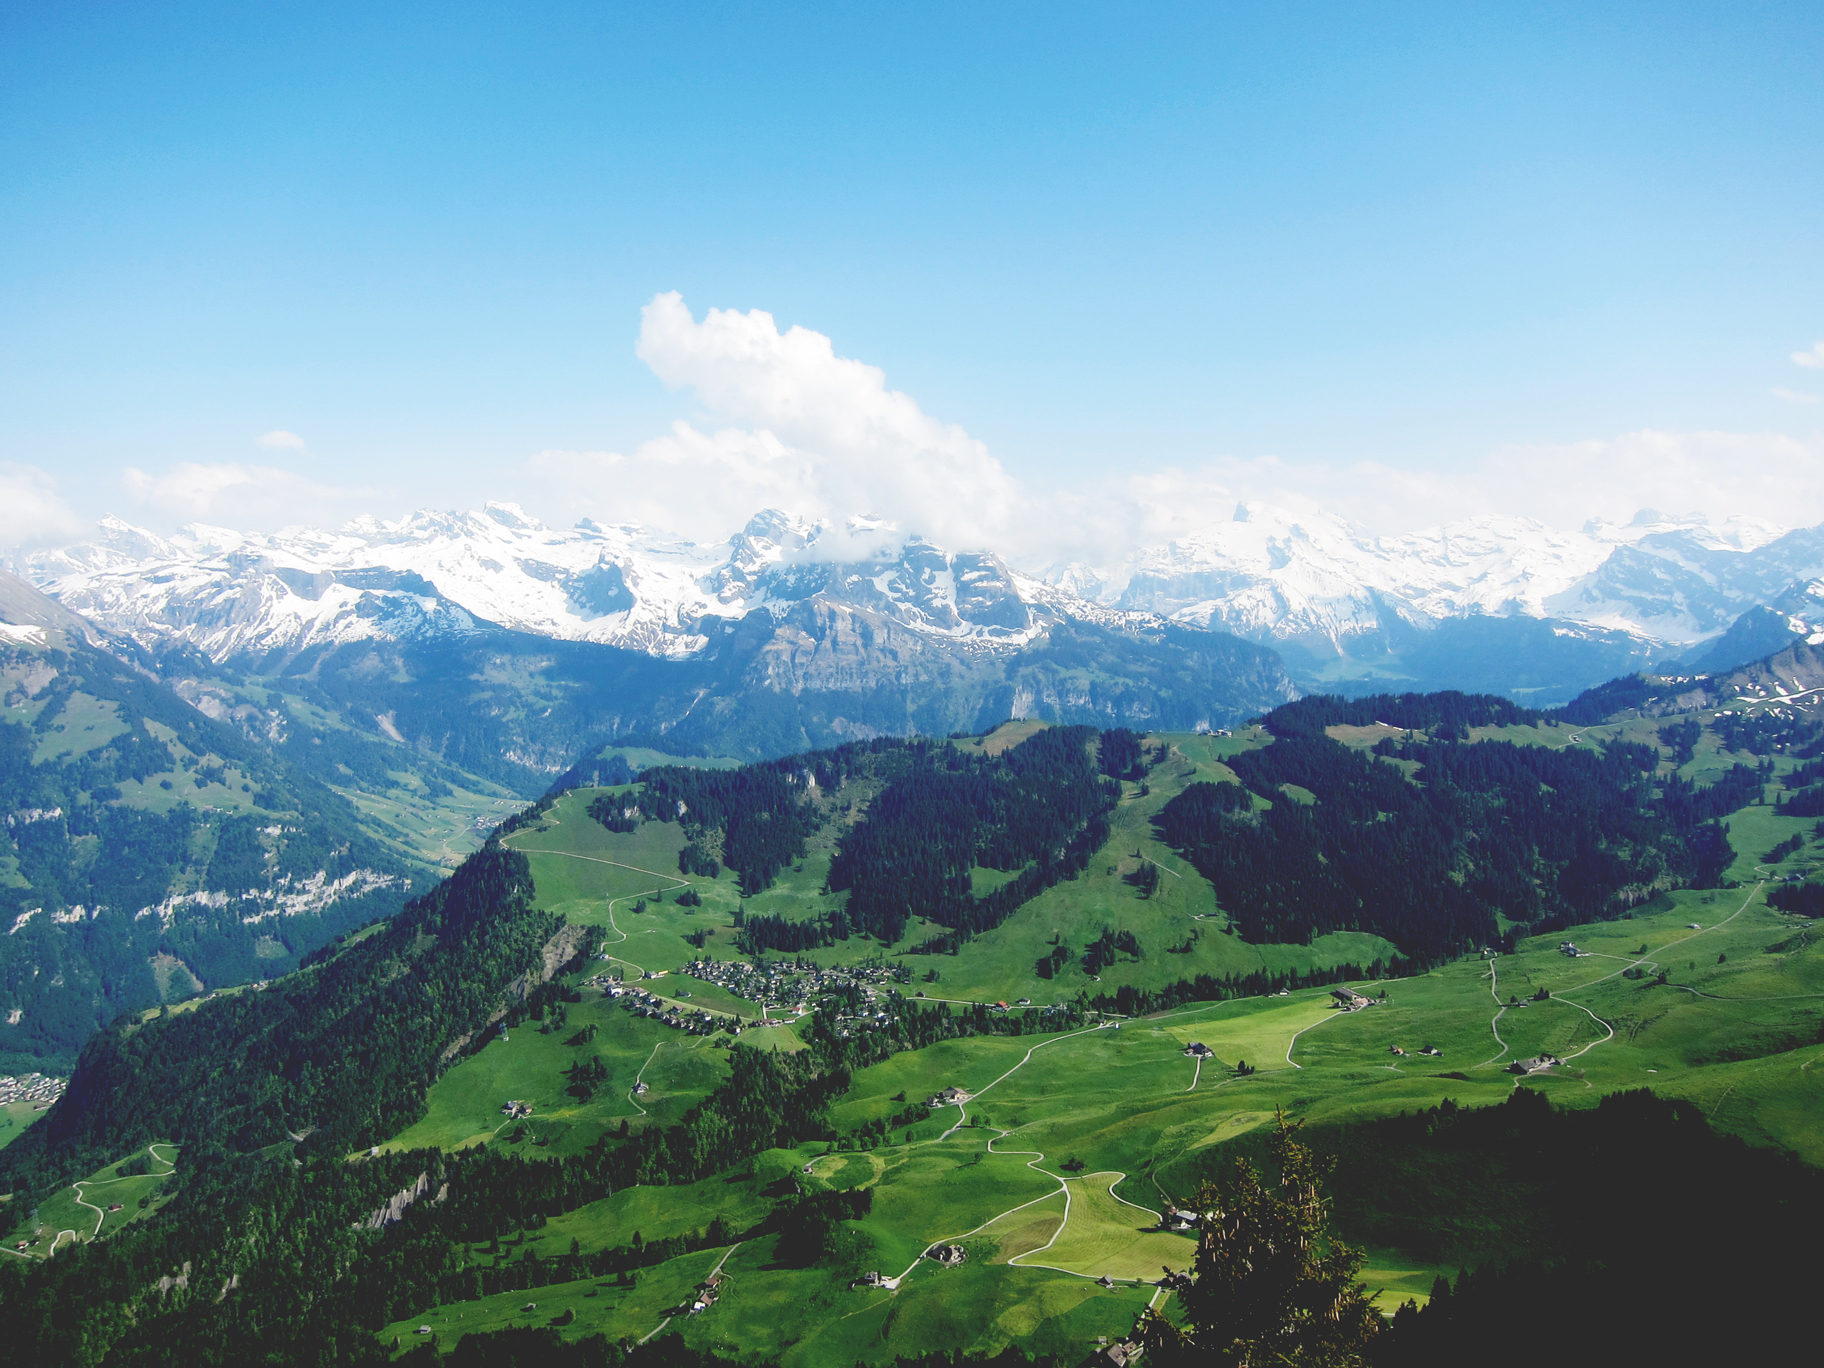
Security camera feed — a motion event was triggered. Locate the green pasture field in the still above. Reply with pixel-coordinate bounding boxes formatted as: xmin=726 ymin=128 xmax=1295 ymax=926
xmin=508 ymin=745 xmax=1403 ymax=1015
xmin=8 ymin=1142 xmax=178 ymax=1255
xmin=0 ymin=1099 xmax=45 ymax=1151
xmin=892 ymin=733 xmax=1397 ymax=1006
xmin=384 ymin=995 xmax=733 ymax=1158
xmin=383 ymin=872 xmax=1824 ymax=1361
xmin=329 ymin=779 xmax=523 ymax=869
xmin=1013 ymin=1171 xmax=1193 ymax=1281
xmin=32 ymin=692 xmax=129 ymax=763
xmin=380 ymin=1243 xmax=731 ymax=1353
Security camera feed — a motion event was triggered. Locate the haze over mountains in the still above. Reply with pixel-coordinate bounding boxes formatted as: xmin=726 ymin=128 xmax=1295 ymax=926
xmin=21 ymin=499 xmax=1824 ymax=705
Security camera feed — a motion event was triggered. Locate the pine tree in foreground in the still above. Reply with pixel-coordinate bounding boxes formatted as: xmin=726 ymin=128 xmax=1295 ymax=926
xmin=1140 ymin=1112 xmax=1381 ymax=1368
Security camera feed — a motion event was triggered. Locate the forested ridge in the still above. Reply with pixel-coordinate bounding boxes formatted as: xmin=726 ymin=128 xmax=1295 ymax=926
xmin=1157 ymin=719 xmax=1757 ymax=963
xmin=0 ymin=843 xmax=561 ymax=1197
xmin=622 ymin=728 xmax=1117 ymax=945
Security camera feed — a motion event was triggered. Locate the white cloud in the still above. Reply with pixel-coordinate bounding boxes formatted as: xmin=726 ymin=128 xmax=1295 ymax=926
xmin=256 ymin=429 xmax=307 ymax=450
xmin=0 ymin=463 xmax=84 ymax=551
xmin=1059 ymin=429 xmax=1824 ymax=560
xmin=531 ymin=293 xmax=1020 ymax=550
xmin=1792 ymin=342 xmax=1824 ymax=369
xmin=1774 ymin=387 xmax=1821 ymax=405
xmin=122 ymin=462 xmax=361 ymax=529
xmin=520 ymin=295 xmax=1824 ymax=577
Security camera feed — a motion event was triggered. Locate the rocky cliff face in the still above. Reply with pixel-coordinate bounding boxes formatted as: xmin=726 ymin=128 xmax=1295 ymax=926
xmin=19 ymin=506 xmax=1296 ymax=760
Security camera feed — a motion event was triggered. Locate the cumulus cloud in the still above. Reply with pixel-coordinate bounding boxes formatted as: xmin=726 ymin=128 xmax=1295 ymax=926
xmin=522 ymin=296 xmax=1824 ymax=578
xmin=122 ymin=462 xmax=362 ymax=530
xmin=531 ymin=293 xmax=1021 ymax=552
xmin=1792 ymin=341 xmax=1824 ymax=369
xmin=1054 ymin=429 xmax=1824 ymax=564
xmin=0 ymin=463 xmax=85 ymax=550
xmin=1773 ymin=387 xmax=1821 ymax=405
xmin=256 ymin=429 xmax=307 ymax=450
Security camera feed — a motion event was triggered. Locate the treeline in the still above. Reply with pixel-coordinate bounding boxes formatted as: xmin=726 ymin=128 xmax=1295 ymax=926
xmin=828 ymin=726 xmax=1116 ymax=943
xmin=1710 ymin=708 xmax=1824 ymax=756
xmin=1768 ymin=883 xmax=1824 ymax=916
xmin=806 ymin=994 xmax=1091 ymax=1074
xmin=395 ymin=1325 xmax=1068 ymax=1368
xmin=1086 ymin=958 xmax=1406 ymax=1018
xmin=737 ymin=908 xmax=858 ymax=954
xmin=1155 ymin=729 xmax=1757 ymax=964
xmin=585 ymin=793 xmax=638 ymax=832
xmin=635 ymin=762 xmax=832 ymax=894
xmin=1258 ymin=690 xmax=1549 ymax=738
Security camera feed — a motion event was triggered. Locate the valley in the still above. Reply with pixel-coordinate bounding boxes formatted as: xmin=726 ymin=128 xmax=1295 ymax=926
xmin=4 ymin=689 xmax=1824 ymax=1366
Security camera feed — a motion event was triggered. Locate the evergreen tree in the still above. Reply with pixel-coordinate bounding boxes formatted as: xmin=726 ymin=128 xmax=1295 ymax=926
xmin=1140 ymin=1113 xmax=1381 ymax=1368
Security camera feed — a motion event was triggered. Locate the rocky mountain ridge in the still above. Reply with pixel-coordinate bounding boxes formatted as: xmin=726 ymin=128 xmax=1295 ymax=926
xmin=25 ymin=503 xmax=1824 ymax=706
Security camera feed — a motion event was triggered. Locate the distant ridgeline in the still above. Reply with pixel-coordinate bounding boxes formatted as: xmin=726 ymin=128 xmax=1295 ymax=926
xmin=1156 ymin=691 xmax=1762 ymax=965
xmin=0 ymin=635 xmax=409 ymax=1070
xmin=623 ymin=726 xmax=1119 ymax=947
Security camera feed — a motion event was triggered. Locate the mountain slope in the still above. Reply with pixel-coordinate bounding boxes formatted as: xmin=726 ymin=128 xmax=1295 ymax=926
xmin=22 ymin=510 xmax=1297 ymax=769
xmin=0 ymin=575 xmax=411 ymax=1069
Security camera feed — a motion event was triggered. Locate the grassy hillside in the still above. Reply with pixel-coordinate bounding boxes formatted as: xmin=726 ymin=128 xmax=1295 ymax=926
xmin=8 ymin=691 xmax=1824 ymax=1367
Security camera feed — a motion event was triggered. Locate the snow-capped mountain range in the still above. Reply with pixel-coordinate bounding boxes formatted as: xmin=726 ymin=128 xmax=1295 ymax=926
xmin=19 ymin=500 xmax=1824 ymax=681
xmin=19 ymin=504 xmax=1140 ymax=665
xmin=1061 ymin=503 xmax=1824 ymax=667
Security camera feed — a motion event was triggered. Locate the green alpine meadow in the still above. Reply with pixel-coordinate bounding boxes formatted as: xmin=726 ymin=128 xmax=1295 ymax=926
xmin=5 ymin=672 xmax=1821 ymax=1367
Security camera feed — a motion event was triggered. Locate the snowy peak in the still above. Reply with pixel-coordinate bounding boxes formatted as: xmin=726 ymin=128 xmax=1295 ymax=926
xmin=26 ymin=500 xmax=1824 ymax=678
xmin=18 ymin=507 xmax=1119 ymax=663
xmin=1086 ymin=502 xmax=1824 ymax=662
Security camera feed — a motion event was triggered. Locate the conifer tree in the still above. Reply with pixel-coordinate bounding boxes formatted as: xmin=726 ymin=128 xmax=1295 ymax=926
xmin=1140 ymin=1113 xmax=1380 ymax=1367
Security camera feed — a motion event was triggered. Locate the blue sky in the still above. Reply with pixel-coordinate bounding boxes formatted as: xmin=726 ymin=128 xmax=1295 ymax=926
xmin=3 ymin=2 xmax=1822 ymax=549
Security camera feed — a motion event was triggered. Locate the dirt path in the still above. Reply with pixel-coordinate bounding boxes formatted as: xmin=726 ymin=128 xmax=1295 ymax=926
xmin=1186 ymin=1055 xmax=1202 ymax=1091
xmin=1479 ymin=957 xmax=1511 ymax=1068
xmin=931 ymin=1023 xmax=1115 ymax=1141
xmin=1282 ymin=1010 xmax=1342 ymax=1070
xmin=72 ymin=1184 xmax=106 ymax=1238
xmin=1558 ymin=881 xmax=1764 ymax=997
xmin=628 ymin=1043 xmax=661 ymax=1117
xmin=890 ymin=1021 xmax=1187 ymax=1293
xmin=637 ymin=1240 xmax=744 ymax=1345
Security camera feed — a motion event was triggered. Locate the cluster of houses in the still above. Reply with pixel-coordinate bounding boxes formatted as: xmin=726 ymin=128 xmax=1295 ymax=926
xmin=681 ymin=955 xmax=910 ymax=1015
xmin=1181 ymin=1042 xmax=1214 ymax=1058
xmin=0 ymin=1071 xmax=63 ymax=1111
xmin=597 ymin=982 xmax=728 ymax=1036
xmin=925 ymin=1086 xmax=972 ymax=1109
xmin=1559 ymin=941 xmax=1590 ymax=958
xmin=683 ymin=1272 xmax=723 ymax=1316
xmin=852 ymin=1270 xmax=900 ymax=1289
xmin=499 ymin=1100 xmax=533 ymax=1120
xmin=1330 ymin=987 xmax=1374 ymax=1011
xmin=924 ymin=1242 xmax=967 ymax=1266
